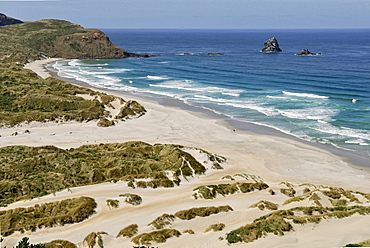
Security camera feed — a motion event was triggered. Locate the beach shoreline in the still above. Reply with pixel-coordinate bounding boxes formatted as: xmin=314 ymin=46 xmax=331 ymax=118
xmin=8 ymin=58 xmax=367 ymax=187
xmin=45 ymin=58 xmax=370 ymax=168
xmin=1 ymin=58 xmax=369 ymax=247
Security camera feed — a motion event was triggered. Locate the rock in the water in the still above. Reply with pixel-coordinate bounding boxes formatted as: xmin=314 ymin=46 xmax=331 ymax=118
xmin=207 ymin=53 xmax=224 ymax=55
xmin=0 ymin=13 xmax=23 ymax=26
xmin=262 ymin=37 xmax=282 ymax=53
xmin=295 ymin=49 xmax=321 ymax=56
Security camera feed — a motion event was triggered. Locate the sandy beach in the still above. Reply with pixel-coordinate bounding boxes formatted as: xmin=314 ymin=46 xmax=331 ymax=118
xmin=1 ymin=58 xmax=370 ymax=248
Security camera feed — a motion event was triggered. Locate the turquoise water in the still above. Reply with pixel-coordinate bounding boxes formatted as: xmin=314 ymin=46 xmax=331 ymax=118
xmin=50 ymin=29 xmax=370 ymax=160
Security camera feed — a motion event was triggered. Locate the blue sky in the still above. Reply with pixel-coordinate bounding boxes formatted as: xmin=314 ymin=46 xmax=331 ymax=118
xmin=1 ymin=0 xmax=370 ymax=29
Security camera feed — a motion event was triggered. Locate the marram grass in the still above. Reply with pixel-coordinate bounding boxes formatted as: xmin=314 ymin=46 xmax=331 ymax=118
xmin=0 ymin=196 xmax=96 ymax=236
xmin=0 ymin=142 xmax=210 ymax=206
xmin=226 ymin=205 xmax=370 ymax=244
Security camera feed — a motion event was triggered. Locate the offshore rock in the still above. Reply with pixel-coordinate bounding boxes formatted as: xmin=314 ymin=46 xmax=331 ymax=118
xmin=0 ymin=13 xmax=23 ymax=26
xmin=262 ymin=37 xmax=282 ymax=53
xmin=295 ymin=49 xmax=322 ymax=56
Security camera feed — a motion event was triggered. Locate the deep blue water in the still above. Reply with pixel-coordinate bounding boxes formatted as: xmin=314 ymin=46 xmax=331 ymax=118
xmin=50 ymin=29 xmax=370 ymax=159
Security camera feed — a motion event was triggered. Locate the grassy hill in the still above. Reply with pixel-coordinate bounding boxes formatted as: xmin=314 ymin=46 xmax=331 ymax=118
xmin=0 ymin=19 xmax=129 ymax=63
xmin=0 ymin=18 xmax=147 ymax=127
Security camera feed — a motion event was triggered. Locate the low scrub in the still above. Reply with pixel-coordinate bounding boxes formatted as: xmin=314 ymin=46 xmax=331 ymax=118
xmin=174 ymin=205 xmax=233 ymax=220
xmin=0 ymin=197 xmax=96 ymax=236
xmin=193 ymin=182 xmax=269 ymax=199
xmin=226 ymin=205 xmax=370 ymax=244
xmin=116 ymin=224 xmax=138 ymax=238
xmin=131 ymin=229 xmax=181 ymax=246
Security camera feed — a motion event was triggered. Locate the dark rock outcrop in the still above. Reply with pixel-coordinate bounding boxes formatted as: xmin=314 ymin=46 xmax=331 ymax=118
xmin=0 ymin=13 xmax=23 ymax=26
xmin=262 ymin=37 xmax=282 ymax=53
xmin=295 ymin=49 xmax=321 ymax=56
xmin=207 ymin=53 xmax=224 ymax=55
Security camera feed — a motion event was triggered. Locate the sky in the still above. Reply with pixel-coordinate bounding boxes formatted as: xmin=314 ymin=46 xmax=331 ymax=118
xmin=1 ymin=0 xmax=370 ymax=29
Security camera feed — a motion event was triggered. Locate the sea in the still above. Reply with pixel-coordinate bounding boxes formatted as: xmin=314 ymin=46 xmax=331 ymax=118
xmin=48 ymin=29 xmax=370 ymax=164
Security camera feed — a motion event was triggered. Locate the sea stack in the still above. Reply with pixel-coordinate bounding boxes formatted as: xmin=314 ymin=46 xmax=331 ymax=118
xmin=262 ymin=37 xmax=282 ymax=53
xmin=295 ymin=49 xmax=322 ymax=56
xmin=0 ymin=13 xmax=23 ymax=26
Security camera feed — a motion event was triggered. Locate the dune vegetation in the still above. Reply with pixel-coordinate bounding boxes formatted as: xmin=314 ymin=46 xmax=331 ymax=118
xmin=174 ymin=205 xmax=233 ymax=220
xmin=131 ymin=229 xmax=181 ymax=246
xmin=193 ymin=182 xmax=269 ymax=200
xmin=0 ymin=61 xmax=146 ymax=127
xmin=0 ymin=197 xmax=96 ymax=236
xmin=0 ymin=142 xmax=220 ymax=206
xmin=226 ymin=205 xmax=370 ymax=244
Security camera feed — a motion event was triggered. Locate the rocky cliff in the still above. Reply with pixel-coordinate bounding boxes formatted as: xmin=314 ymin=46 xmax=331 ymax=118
xmin=0 ymin=13 xmax=23 ymax=26
xmin=262 ymin=37 xmax=282 ymax=53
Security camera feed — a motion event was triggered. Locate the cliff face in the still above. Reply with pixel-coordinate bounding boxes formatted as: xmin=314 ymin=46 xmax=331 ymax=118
xmin=0 ymin=13 xmax=23 ymax=26
xmin=0 ymin=19 xmax=133 ymax=62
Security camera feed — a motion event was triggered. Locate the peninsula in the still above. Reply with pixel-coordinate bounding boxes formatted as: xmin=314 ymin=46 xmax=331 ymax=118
xmin=1 ymin=17 xmax=370 ymax=248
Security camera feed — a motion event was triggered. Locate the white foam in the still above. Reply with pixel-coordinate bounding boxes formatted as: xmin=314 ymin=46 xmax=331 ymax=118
xmin=282 ymin=91 xmax=329 ymax=99
xmin=266 ymin=95 xmax=289 ymax=99
xmin=147 ymin=75 xmax=169 ymax=80
xmin=278 ymin=108 xmax=338 ymax=121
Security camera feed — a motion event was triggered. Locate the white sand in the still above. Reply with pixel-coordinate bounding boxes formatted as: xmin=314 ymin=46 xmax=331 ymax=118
xmin=1 ymin=59 xmax=370 ymax=248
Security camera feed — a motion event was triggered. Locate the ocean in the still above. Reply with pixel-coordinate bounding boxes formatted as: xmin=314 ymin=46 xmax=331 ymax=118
xmin=49 ymin=29 xmax=370 ymax=162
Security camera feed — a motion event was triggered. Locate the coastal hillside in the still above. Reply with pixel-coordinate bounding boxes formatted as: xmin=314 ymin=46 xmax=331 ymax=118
xmin=0 ymin=17 xmax=147 ymax=127
xmin=0 ymin=19 xmax=130 ymax=62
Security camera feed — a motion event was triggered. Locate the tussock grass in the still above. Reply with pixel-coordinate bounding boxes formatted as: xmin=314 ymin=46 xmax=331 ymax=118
xmin=183 ymin=229 xmax=195 ymax=234
xmin=116 ymin=224 xmax=138 ymax=238
xmin=193 ymin=182 xmax=269 ymax=199
xmin=226 ymin=205 xmax=370 ymax=244
xmin=0 ymin=197 xmax=96 ymax=236
xmin=250 ymin=200 xmax=278 ymax=211
xmin=205 ymin=223 xmax=225 ymax=232
xmin=119 ymin=193 xmax=142 ymax=206
xmin=345 ymin=239 xmax=370 ymax=247
xmin=83 ymin=232 xmax=107 ymax=248
xmin=131 ymin=229 xmax=181 ymax=246
xmin=44 ymin=240 xmax=77 ymax=248
xmin=148 ymin=214 xmax=176 ymax=230
xmin=106 ymin=199 xmax=119 ymax=209
xmin=0 ymin=142 xmax=208 ymax=206
xmin=280 ymin=188 xmax=296 ymax=197
xmin=174 ymin=205 xmax=233 ymax=220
